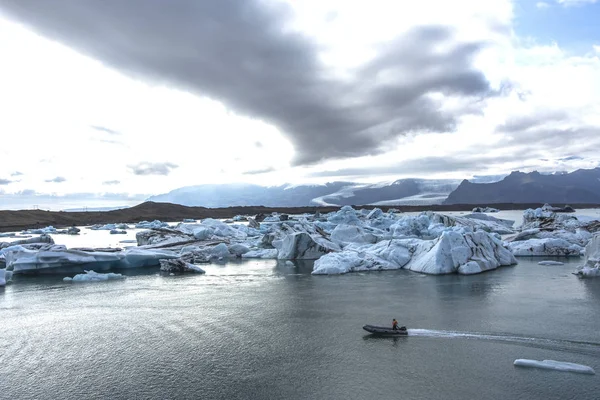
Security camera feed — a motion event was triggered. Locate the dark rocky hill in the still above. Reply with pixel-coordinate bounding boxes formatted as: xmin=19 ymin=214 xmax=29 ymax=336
xmin=444 ymin=168 xmax=600 ymax=204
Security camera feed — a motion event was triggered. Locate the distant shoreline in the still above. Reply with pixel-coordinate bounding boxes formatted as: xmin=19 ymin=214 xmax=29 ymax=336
xmin=1 ymin=201 xmax=599 ymax=233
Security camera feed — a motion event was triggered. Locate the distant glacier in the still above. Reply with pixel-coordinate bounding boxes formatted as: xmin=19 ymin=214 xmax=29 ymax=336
xmin=147 ymin=176 xmax=505 ymax=208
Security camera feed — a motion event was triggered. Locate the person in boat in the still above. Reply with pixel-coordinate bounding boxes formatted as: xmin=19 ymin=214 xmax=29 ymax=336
xmin=392 ymin=319 xmax=398 ymax=330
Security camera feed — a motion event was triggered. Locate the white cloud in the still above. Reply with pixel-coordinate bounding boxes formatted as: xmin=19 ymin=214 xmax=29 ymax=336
xmin=0 ymin=0 xmax=599 ymax=207
xmin=536 ymin=2 xmax=551 ymax=8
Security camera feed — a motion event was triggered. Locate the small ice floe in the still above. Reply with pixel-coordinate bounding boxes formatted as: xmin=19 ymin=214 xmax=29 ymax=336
xmin=538 ymin=261 xmax=564 ymax=266
xmin=514 ymin=359 xmax=595 ymax=375
xmin=285 ymin=261 xmax=294 ymax=267
xmin=63 ymin=270 xmax=125 ymax=282
xmin=0 ymin=268 xmax=13 ymax=286
xmin=575 ymin=266 xmax=600 ymax=278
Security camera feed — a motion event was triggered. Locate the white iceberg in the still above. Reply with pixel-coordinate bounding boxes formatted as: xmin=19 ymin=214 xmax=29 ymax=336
xmin=313 ymin=250 xmax=402 ymax=275
xmin=576 ymin=266 xmax=600 ymax=277
xmin=63 ymin=270 xmax=125 ymax=282
xmin=514 ymin=359 xmax=595 ymax=375
xmin=330 ymin=224 xmax=378 ymax=247
xmin=135 ymin=220 xmax=169 ymax=229
xmin=5 ymin=247 xmax=178 ymax=274
xmin=538 ymin=261 xmax=564 ymax=266
xmin=404 ymin=230 xmax=516 ymax=275
xmin=327 ymin=206 xmax=361 ymax=226
xmin=313 ymin=230 xmax=516 ymax=275
xmin=242 ymin=249 xmax=278 ymax=259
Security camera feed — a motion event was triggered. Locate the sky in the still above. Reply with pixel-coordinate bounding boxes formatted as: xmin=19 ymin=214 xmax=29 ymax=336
xmin=0 ymin=0 xmax=599 ymax=209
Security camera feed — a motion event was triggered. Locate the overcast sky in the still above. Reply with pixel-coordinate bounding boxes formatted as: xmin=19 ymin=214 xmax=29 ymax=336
xmin=1 ymin=0 xmax=599 ymax=209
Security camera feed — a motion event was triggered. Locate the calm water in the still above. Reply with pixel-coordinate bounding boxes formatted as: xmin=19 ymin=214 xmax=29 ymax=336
xmin=1 ymin=258 xmax=599 ymax=400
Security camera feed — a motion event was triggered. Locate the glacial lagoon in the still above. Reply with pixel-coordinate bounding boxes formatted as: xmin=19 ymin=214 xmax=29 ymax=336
xmin=1 ymin=210 xmax=600 ymax=399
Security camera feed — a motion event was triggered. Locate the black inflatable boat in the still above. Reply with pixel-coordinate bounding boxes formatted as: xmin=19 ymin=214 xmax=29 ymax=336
xmin=363 ymin=325 xmax=408 ymax=335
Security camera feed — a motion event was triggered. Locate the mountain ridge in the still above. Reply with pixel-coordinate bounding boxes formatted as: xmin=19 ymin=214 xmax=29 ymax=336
xmin=444 ymin=168 xmax=600 ymax=204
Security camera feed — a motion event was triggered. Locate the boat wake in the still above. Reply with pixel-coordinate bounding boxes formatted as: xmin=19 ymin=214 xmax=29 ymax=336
xmin=407 ymin=329 xmax=600 ymax=355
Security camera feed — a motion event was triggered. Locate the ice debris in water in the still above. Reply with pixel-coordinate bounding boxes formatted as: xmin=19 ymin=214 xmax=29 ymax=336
xmin=514 ymin=359 xmax=595 ymax=375
xmin=63 ymin=270 xmax=125 ymax=282
xmin=538 ymin=261 xmax=564 ymax=265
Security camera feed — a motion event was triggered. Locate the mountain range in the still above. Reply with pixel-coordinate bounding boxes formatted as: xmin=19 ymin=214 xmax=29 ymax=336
xmin=148 ymin=177 xmax=498 ymax=207
xmin=444 ymin=168 xmax=600 ymax=205
xmin=148 ymin=168 xmax=600 ymax=207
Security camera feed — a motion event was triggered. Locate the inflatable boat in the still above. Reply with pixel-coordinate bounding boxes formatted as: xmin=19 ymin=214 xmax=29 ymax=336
xmin=362 ymin=325 xmax=408 ymax=335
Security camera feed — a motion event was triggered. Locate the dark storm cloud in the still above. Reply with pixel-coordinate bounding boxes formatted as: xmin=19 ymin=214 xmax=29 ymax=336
xmin=91 ymin=125 xmax=121 ymax=135
xmin=0 ymin=0 xmax=495 ymax=165
xmin=45 ymin=176 xmax=66 ymax=183
xmin=308 ymin=154 xmax=519 ymax=178
xmin=496 ymin=111 xmax=569 ymax=133
xmin=128 ymin=162 xmax=178 ymax=176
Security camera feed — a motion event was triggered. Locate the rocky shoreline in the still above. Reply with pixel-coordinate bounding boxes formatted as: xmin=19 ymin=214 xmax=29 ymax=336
xmin=1 ymin=201 xmax=597 ymax=233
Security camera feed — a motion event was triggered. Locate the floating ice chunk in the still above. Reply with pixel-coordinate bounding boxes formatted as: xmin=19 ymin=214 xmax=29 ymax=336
xmin=192 ymin=227 xmax=212 ymax=240
xmin=583 ymin=233 xmax=600 ymax=267
xmin=277 ymin=232 xmax=328 ymax=260
xmin=6 ymin=247 xmax=178 ymax=274
xmin=63 ymin=270 xmax=125 ymax=282
xmin=210 ymin=243 xmax=231 ymax=259
xmin=0 ymin=268 xmax=13 ymax=286
xmin=241 ymin=249 xmax=278 ymax=259
xmin=576 ymin=266 xmax=600 ymax=277
xmin=514 ymin=359 xmax=595 ymax=375
xmin=404 ymin=231 xmax=517 ymax=275
xmin=21 ymin=226 xmax=57 ymax=234
xmin=538 ymin=261 xmax=564 ymax=265
xmin=330 ymin=224 xmax=377 ymax=247
xmin=327 ymin=206 xmax=361 ymax=226
xmin=312 ymin=249 xmax=402 ymax=275
xmin=285 ymin=261 xmax=294 ymax=267
xmin=159 ymin=258 xmax=205 ymax=273
xmin=110 ymin=229 xmax=127 ymax=235
xmin=183 ymin=218 xmax=196 ymax=223
xmin=263 ymin=215 xmax=280 ymax=222
xmin=135 ymin=220 xmax=169 ymax=229
xmin=462 ymin=213 xmax=514 ymax=229
xmin=228 ymin=244 xmax=250 ymax=257
xmin=366 ymin=208 xmax=384 ymax=219
xmin=507 ymin=238 xmax=583 ymax=257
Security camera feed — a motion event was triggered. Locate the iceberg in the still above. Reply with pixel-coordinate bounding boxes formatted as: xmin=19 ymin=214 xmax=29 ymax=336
xmin=403 ymin=230 xmax=516 ymax=275
xmin=135 ymin=220 xmax=169 ymax=229
xmin=242 ymin=249 xmax=278 ymax=259
xmin=277 ymin=232 xmax=329 ymax=260
xmin=514 ymin=359 xmax=595 ymax=375
xmin=576 ymin=266 xmax=600 ymax=277
xmin=63 ymin=270 xmax=125 ymax=282
xmin=159 ymin=258 xmax=205 ymax=274
xmin=538 ymin=261 xmax=564 ymax=265
xmin=313 ymin=230 xmax=516 ymax=275
xmin=507 ymin=239 xmax=583 ymax=257
xmin=330 ymin=224 xmax=377 ymax=247
xmin=5 ymin=247 xmax=178 ymax=274
xmin=0 ymin=268 xmax=13 ymax=286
